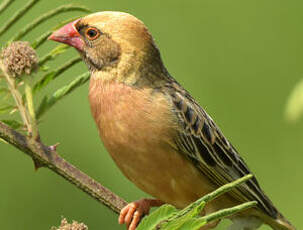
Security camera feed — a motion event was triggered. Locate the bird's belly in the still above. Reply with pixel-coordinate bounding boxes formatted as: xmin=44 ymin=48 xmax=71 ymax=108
xmin=97 ymin=108 xmax=215 ymax=208
xmin=102 ymin=125 xmax=215 ymax=208
xmin=89 ymin=80 xmax=224 ymax=210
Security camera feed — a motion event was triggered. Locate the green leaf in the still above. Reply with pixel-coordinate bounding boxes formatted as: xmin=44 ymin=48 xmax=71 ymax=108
xmin=285 ymin=78 xmax=303 ymax=122
xmin=0 ymin=0 xmax=41 ymax=37
xmin=0 ymin=137 xmax=8 ymax=144
xmin=137 ymin=175 xmax=254 ymax=230
xmin=39 ymin=65 xmax=49 ymax=72
xmin=1 ymin=119 xmax=23 ymax=129
xmin=11 ymin=4 xmax=90 ymax=41
xmin=0 ymin=0 xmax=15 ymax=15
xmin=36 ymin=72 xmax=90 ymax=119
xmin=34 ymin=56 xmax=81 ymax=94
xmin=38 ymin=44 xmax=70 ymax=66
xmin=31 ymin=31 xmax=52 ymax=49
xmin=178 ymin=218 xmax=206 ymax=230
xmin=159 ymin=201 xmax=206 ymax=230
xmin=199 ymin=201 xmax=257 ymax=224
xmin=0 ymin=105 xmax=14 ymax=114
xmin=0 ymin=87 xmax=9 ymax=95
xmin=137 ymin=205 xmax=177 ymax=230
xmin=194 ymin=174 xmax=253 ymax=204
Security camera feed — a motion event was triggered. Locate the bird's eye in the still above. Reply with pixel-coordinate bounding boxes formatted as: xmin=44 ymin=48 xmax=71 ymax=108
xmin=85 ymin=27 xmax=100 ymax=40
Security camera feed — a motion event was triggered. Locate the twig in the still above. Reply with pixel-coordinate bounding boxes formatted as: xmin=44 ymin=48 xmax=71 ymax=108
xmin=0 ymin=61 xmax=32 ymax=134
xmin=0 ymin=121 xmax=128 ymax=214
xmin=24 ymin=77 xmax=39 ymax=139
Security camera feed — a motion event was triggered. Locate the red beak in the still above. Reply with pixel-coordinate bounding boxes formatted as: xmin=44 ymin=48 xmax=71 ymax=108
xmin=48 ymin=19 xmax=84 ymax=51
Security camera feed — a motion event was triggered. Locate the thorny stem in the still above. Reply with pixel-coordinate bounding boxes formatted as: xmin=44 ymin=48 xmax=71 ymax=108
xmin=0 ymin=121 xmax=127 ymax=214
xmin=0 ymin=61 xmax=32 ymax=134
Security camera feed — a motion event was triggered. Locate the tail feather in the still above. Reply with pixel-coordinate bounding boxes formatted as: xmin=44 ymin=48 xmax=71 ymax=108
xmin=265 ymin=212 xmax=296 ymax=230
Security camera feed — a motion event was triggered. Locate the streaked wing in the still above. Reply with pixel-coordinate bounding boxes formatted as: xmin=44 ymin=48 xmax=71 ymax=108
xmin=164 ymin=79 xmax=278 ymax=219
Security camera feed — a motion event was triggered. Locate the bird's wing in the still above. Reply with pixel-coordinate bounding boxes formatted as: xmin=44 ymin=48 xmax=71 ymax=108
xmin=164 ymin=80 xmax=278 ymax=219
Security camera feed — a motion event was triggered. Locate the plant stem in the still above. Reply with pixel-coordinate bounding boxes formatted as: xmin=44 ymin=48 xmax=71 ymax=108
xmin=0 ymin=121 xmax=128 ymax=214
xmin=24 ymin=78 xmax=38 ymax=139
xmin=0 ymin=61 xmax=32 ymax=134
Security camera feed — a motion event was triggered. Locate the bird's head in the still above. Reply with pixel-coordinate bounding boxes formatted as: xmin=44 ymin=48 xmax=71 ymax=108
xmin=49 ymin=11 xmax=166 ymax=84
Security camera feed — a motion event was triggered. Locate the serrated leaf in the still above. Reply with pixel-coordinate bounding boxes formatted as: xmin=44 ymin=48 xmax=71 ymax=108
xmin=285 ymin=78 xmax=303 ymax=122
xmin=137 ymin=205 xmax=177 ymax=230
xmin=33 ymin=56 xmax=81 ymax=94
xmin=11 ymin=4 xmax=90 ymax=41
xmin=36 ymin=72 xmax=90 ymax=119
xmin=1 ymin=119 xmax=23 ymax=129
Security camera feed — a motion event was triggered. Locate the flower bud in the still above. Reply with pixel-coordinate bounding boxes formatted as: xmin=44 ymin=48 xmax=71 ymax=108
xmin=0 ymin=41 xmax=38 ymax=78
xmin=51 ymin=218 xmax=88 ymax=230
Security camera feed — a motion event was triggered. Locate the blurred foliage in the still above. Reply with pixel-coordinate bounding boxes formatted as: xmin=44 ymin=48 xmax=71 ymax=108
xmin=285 ymin=79 xmax=303 ymax=122
xmin=0 ymin=0 xmax=302 ymax=230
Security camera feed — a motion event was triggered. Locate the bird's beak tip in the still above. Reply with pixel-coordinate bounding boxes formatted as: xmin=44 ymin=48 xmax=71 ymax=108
xmin=47 ymin=33 xmax=57 ymax=41
xmin=48 ymin=19 xmax=84 ymax=51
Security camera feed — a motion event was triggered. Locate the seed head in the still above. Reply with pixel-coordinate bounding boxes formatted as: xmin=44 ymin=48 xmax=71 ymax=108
xmin=0 ymin=41 xmax=38 ymax=78
xmin=51 ymin=218 xmax=88 ymax=230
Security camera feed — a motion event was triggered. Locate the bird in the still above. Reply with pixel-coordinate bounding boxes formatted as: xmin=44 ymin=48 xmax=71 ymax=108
xmin=48 ymin=11 xmax=295 ymax=230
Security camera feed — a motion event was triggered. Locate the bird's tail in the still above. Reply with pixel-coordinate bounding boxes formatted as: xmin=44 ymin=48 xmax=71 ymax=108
xmin=265 ymin=212 xmax=296 ymax=230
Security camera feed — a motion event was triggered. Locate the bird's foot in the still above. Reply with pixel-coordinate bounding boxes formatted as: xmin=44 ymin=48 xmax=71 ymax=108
xmin=119 ymin=198 xmax=164 ymax=230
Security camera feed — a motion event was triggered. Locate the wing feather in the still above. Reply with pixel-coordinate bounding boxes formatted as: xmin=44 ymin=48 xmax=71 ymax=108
xmin=164 ymin=81 xmax=278 ymax=219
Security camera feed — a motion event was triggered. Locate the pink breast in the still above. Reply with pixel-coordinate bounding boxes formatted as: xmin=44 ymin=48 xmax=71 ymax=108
xmin=88 ymin=78 xmax=175 ymax=160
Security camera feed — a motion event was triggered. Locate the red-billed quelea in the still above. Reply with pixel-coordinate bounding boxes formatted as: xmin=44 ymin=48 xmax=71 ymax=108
xmin=49 ymin=11 xmax=295 ymax=230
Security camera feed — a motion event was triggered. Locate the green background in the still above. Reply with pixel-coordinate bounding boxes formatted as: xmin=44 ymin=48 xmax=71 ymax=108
xmin=0 ymin=0 xmax=302 ymax=229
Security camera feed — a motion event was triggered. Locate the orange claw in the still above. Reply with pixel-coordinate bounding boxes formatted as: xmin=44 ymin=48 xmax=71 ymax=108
xmin=119 ymin=199 xmax=164 ymax=230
